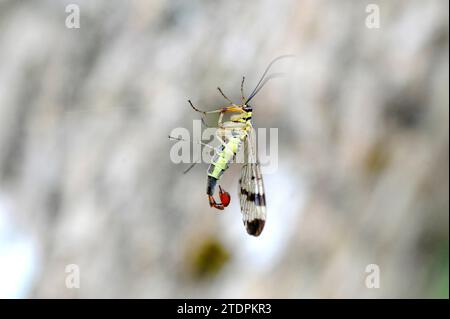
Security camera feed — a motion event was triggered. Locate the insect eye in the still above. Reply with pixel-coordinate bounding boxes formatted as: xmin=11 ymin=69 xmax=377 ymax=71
xmin=244 ymin=105 xmax=252 ymax=112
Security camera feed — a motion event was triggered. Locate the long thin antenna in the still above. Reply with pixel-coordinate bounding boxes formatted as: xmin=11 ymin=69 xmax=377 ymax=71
xmin=245 ymin=72 xmax=284 ymax=103
xmin=245 ymin=55 xmax=294 ymax=104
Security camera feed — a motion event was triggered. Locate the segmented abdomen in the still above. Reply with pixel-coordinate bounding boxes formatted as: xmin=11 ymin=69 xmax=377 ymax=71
xmin=207 ymin=136 xmax=242 ymax=181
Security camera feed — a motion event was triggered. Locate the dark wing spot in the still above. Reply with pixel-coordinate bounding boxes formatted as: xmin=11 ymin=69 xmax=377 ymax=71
xmin=259 ymin=194 xmax=266 ymax=207
xmin=251 ymin=193 xmax=265 ymax=207
xmin=254 ymin=193 xmax=260 ymax=206
xmin=245 ymin=219 xmax=265 ymax=237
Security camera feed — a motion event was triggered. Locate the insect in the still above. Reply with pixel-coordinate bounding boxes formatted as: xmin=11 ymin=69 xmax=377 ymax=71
xmin=171 ymin=56 xmax=291 ymax=236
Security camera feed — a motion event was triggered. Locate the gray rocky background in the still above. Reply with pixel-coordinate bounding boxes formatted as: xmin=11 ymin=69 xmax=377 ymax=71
xmin=0 ymin=0 xmax=448 ymax=298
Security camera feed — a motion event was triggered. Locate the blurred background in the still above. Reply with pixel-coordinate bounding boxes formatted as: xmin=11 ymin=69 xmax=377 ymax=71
xmin=0 ymin=0 xmax=448 ymax=298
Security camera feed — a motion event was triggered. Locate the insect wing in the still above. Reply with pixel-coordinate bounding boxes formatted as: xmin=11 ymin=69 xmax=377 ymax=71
xmin=238 ymin=129 xmax=266 ymax=236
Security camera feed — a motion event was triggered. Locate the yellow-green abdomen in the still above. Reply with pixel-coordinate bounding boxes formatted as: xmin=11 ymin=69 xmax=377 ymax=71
xmin=207 ymin=136 xmax=242 ymax=180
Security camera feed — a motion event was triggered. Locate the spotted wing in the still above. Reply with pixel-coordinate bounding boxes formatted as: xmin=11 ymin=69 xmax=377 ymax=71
xmin=238 ymin=128 xmax=266 ymax=236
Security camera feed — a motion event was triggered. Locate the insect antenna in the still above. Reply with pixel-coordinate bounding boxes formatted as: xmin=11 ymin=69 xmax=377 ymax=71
xmin=245 ymin=55 xmax=294 ymax=104
xmin=246 ymin=72 xmax=284 ymax=103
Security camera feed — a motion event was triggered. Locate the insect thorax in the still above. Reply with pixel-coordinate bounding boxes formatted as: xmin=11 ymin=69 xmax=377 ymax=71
xmin=230 ymin=110 xmax=252 ymax=123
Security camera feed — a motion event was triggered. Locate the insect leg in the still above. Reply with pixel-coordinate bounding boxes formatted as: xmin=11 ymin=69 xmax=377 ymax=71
xmin=189 ymin=100 xmax=243 ymax=127
xmin=188 ymin=100 xmax=224 ymax=115
xmin=168 ymin=135 xmax=222 ymax=174
xmin=241 ymin=76 xmax=246 ymax=103
xmin=217 ymin=87 xmax=234 ymax=104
